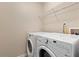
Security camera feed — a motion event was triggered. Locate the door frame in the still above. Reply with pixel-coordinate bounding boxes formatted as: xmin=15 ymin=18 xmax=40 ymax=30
xmin=37 ymin=46 xmax=56 ymax=57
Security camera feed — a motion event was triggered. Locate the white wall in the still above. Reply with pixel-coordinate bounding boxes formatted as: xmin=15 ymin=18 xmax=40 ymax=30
xmin=0 ymin=2 xmax=43 ymax=56
xmin=42 ymin=2 xmax=79 ymax=32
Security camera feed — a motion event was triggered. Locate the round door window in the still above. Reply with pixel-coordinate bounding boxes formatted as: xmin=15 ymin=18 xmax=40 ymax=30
xmin=27 ymin=40 xmax=32 ymax=53
xmin=39 ymin=49 xmax=51 ymax=57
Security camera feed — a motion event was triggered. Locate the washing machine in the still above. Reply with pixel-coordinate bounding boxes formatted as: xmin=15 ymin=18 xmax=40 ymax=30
xmin=26 ymin=32 xmax=48 ymax=57
xmin=36 ymin=35 xmax=56 ymax=57
xmin=36 ymin=33 xmax=79 ymax=57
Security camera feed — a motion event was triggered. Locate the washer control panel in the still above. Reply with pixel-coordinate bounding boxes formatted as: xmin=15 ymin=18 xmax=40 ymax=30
xmin=36 ymin=36 xmax=48 ymax=44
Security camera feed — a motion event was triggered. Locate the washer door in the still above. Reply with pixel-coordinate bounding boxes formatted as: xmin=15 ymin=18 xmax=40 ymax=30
xmin=27 ymin=39 xmax=33 ymax=56
xmin=38 ymin=46 xmax=56 ymax=57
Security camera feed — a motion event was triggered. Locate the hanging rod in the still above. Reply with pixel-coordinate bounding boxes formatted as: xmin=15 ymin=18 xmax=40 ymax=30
xmin=43 ymin=2 xmax=79 ymax=17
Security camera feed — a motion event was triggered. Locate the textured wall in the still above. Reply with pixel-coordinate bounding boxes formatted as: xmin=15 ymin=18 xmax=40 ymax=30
xmin=0 ymin=2 xmax=43 ymax=56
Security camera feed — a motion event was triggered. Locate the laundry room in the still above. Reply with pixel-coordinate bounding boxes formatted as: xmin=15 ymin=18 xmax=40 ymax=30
xmin=0 ymin=1 xmax=79 ymax=57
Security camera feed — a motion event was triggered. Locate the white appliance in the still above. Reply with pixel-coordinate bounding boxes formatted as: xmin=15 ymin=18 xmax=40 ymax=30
xmin=27 ymin=32 xmax=37 ymax=57
xmin=26 ymin=32 xmax=51 ymax=57
xmin=36 ymin=35 xmax=56 ymax=57
xmin=36 ymin=33 xmax=79 ymax=57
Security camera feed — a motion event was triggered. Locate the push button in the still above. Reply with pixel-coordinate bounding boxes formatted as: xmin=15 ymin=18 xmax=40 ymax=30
xmin=45 ymin=39 xmax=48 ymax=44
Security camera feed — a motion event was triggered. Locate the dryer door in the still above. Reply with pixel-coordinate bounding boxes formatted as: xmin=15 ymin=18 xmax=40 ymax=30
xmin=38 ymin=46 xmax=56 ymax=57
xmin=27 ymin=39 xmax=33 ymax=56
